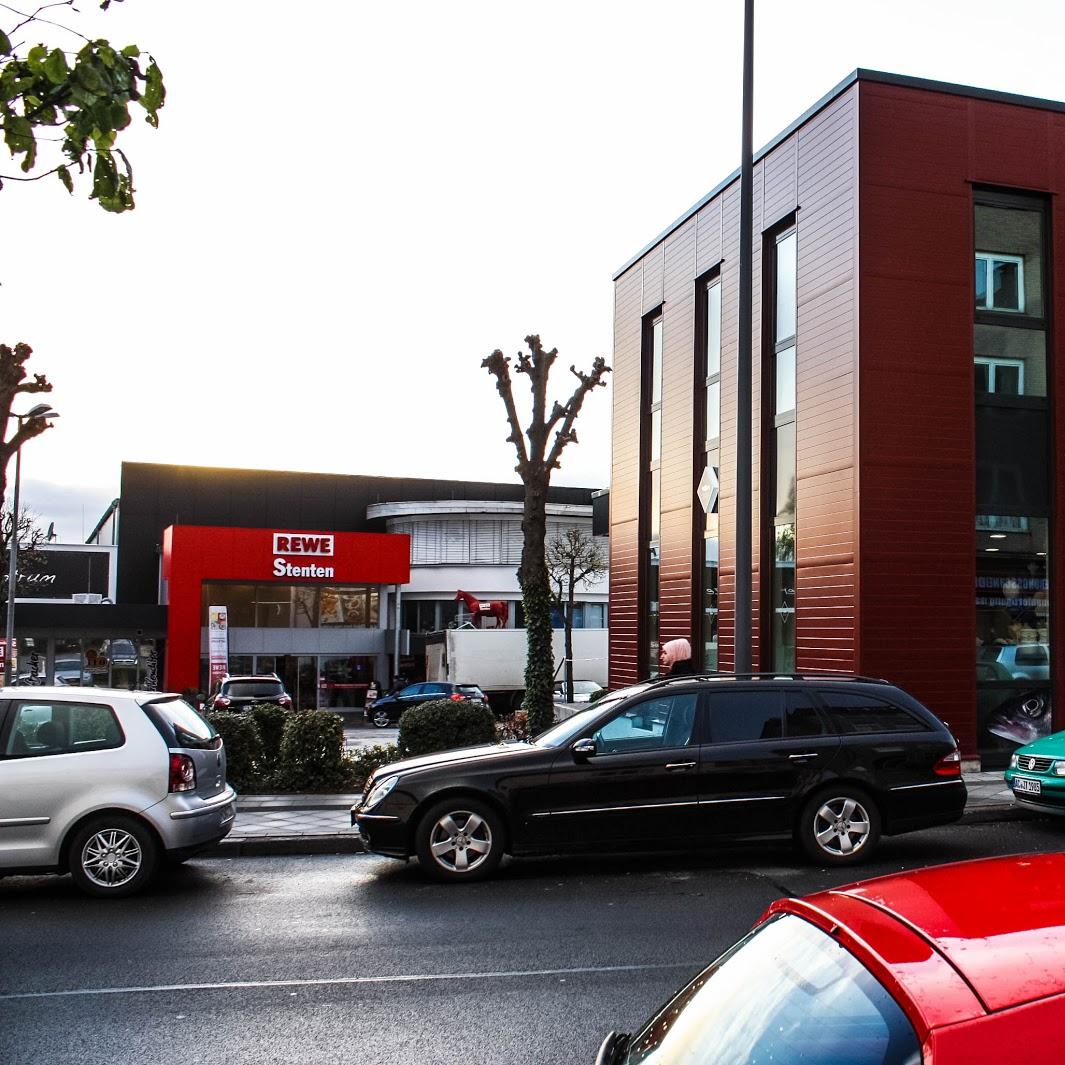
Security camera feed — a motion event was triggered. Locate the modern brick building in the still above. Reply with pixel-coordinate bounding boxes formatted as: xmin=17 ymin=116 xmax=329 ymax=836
xmin=609 ymin=70 xmax=1064 ymax=766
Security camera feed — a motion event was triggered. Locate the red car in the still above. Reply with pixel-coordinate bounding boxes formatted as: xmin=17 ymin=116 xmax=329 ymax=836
xmin=598 ymin=854 xmax=1065 ymax=1064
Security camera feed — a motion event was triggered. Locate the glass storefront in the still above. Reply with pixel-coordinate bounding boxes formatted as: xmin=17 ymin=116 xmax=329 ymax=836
xmin=16 ymin=635 xmax=161 ymax=689
xmin=200 ymin=583 xmax=380 ymax=628
xmin=976 ymin=516 xmax=1050 ymax=766
xmin=198 ymin=653 xmax=378 ymax=710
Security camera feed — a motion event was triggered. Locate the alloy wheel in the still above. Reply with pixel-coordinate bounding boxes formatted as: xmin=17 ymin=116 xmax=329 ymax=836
xmin=81 ymin=828 xmax=144 ymax=888
xmin=812 ymin=796 xmax=872 ymax=857
xmin=428 ymin=810 xmax=493 ymax=873
xmin=372 ymin=709 xmax=391 ymax=728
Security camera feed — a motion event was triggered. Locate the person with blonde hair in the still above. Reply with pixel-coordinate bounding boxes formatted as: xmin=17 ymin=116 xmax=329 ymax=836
xmin=658 ymin=638 xmax=694 ymax=677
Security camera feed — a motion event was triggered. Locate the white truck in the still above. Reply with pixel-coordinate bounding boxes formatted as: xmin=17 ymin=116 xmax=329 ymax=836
xmin=424 ymin=627 xmax=608 ymax=711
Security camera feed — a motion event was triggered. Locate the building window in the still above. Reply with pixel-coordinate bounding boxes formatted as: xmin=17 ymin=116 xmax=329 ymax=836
xmin=975 ymin=356 xmax=1025 ymax=396
xmin=975 ymin=252 xmax=1025 ymax=313
xmin=695 ymin=273 xmax=722 ymax=671
xmin=766 ymin=226 xmax=797 ymax=672
xmin=643 ymin=313 xmax=663 ymax=676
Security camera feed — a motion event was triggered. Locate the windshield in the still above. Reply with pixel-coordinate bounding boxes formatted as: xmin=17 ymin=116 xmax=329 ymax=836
xmin=535 ymin=701 xmax=622 ymax=747
xmin=624 ymin=914 xmax=919 ymax=1065
xmin=225 ymin=681 xmax=283 ymax=698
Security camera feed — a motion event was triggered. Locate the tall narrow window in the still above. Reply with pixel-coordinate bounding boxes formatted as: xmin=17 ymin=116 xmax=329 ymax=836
xmin=696 ymin=275 xmax=722 ymax=671
xmin=768 ymin=228 xmax=797 ymax=672
xmin=643 ymin=314 xmax=664 ymax=676
xmin=973 ymin=190 xmax=1051 ymax=766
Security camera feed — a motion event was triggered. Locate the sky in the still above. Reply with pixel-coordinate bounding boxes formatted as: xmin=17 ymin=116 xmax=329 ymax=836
xmin=4 ymin=0 xmax=1065 ymax=540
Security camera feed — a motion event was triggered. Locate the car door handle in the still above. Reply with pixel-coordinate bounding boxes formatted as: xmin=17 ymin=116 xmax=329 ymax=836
xmin=665 ymin=762 xmax=696 ymax=771
xmin=788 ymin=753 xmax=819 ymax=761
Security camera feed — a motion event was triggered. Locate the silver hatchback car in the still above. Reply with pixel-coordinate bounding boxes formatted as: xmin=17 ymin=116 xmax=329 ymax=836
xmin=0 ymin=688 xmax=236 ymax=897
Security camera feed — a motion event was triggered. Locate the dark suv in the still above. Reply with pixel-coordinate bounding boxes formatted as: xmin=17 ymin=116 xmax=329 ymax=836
xmin=365 ymin=682 xmax=488 ymax=728
xmin=351 ymin=673 xmax=966 ymax=881
xmin=207 ymin=675 xmax=293 ymax=713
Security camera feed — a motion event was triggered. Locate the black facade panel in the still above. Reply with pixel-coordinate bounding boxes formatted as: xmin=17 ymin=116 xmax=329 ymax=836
xmin=975 ymin=405 xmax=1050 ymax=515
xmin=116 ymin=463 xmax=599 ymax=606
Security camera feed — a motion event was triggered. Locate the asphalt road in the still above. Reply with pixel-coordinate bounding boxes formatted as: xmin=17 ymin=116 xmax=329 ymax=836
xmin=2 ymin=819 xmax=1064 ymax=1065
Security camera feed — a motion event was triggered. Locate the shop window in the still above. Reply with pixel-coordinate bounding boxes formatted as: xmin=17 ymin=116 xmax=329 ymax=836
xmin=771 ymin=525 xmax=795 ymax=674
xmin=256 ymin=585 xmax=292 ymax=628
xmin=294 ymin=587 xmax=319 ymax=628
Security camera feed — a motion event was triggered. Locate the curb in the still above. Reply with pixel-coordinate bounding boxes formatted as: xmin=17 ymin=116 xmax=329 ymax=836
xmin=210 ymin=834 xmax=365 ymax=858
xmin=208 ymin=804 xmax=1041 ymax=858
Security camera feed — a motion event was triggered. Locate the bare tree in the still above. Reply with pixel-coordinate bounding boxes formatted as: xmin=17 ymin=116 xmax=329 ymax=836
xmin=0 ymin=508 xmax=48 ymax=611
xmin=547 ymin=526 xmax=607 ymax=704
xmin=0 ymin=342 xmax=54 ymax=505
xmin=483 ymin=335 xmax=610 ymax=732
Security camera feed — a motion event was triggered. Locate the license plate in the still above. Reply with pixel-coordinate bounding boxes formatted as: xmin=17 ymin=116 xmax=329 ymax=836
xmin=1013 ymin=777 xmax=1042 ymax=795
xmin=219 ymin=802 xmax=235 ymax=823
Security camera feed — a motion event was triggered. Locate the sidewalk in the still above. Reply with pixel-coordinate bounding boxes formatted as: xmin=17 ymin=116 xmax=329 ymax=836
xmin=211 ymin=768 xmax=1031 ymax=858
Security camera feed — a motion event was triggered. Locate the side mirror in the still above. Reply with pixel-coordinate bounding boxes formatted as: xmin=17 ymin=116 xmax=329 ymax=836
xmin=572 ymin=737 xmax=597 ymax=760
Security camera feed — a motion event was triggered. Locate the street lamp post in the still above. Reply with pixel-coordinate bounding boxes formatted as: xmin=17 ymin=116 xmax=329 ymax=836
xmin=734 ymin=0 xmax=755 ymax=674
xmin=4 ymin=404 xmax=60 ymax=686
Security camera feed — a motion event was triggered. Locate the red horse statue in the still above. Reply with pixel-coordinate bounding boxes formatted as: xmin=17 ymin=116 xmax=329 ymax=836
xmin=455 ymin=589 xmax=509 ymax=629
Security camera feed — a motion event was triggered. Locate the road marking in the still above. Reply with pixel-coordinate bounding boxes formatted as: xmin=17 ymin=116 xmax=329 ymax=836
xmin=0 ymin=962 xmax=697 ymax=1002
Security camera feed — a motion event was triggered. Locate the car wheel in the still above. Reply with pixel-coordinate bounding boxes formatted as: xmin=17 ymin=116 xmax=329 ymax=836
xmin=797 ymin=786 xmax=881 ymax=866
xmin=414 ymin=798 xmax=504 ymax=882
xmin=68 ymin=815 xmax=159 ymax=898
xmin=371 ymin=708 xmax=392 ymax=728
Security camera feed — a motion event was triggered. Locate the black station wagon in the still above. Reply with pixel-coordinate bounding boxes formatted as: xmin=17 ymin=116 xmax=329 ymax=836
xmin=351 ymin=673 xmax=966 ymax=881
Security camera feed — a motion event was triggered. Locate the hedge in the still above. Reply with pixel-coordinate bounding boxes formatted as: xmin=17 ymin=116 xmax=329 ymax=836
xmin=398 ymin=698 xmax=498 ymax=758
xmin=206 ymin=710 xmax=263 ymax=792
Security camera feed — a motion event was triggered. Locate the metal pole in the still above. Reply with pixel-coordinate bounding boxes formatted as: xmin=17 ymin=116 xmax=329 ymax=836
xmin=734 ymin=0 xmax=755 ymax=674
xmin=4 ymin=442 xmax=21 ymax=685
xmin=392 ymin=583 xmax=402 ymax=683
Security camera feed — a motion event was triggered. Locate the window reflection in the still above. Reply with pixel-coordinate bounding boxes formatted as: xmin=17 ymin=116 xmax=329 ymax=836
xmin=202 ymin=583 xmax=380 ymax=628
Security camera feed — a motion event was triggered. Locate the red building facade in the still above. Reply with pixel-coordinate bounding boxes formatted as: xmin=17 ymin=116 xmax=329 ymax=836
xmin=610 ymin=71 xmax=1064 ymax=765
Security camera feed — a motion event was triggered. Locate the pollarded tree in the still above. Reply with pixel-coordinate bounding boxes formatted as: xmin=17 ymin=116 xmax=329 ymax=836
xmin=483 ymin=335 xmax=610 ymax=733
xmin=0 ymin=0 xmax=165 ymax=211
xmin=0 ymin=342 xmax=54 ymax=506
xmin=547 ymin=526 xmax=607 ymax=707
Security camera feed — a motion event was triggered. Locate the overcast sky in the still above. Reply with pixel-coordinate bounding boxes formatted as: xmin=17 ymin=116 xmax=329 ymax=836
xmin=5 ymin=0 xmax=1065 ymax=540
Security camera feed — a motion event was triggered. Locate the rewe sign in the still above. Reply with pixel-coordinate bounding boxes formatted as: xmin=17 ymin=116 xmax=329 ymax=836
xmin=271 ymin=532 xmax=336 ymax=578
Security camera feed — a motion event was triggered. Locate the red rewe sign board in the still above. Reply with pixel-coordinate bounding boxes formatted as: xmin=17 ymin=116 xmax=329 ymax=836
xmin=161 ymin=525 xmax=411 ymax=692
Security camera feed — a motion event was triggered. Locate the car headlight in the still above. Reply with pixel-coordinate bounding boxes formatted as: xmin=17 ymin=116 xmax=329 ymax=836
xmin=1054 ymin=761 xmax=1065 ymax=777
xmin=1010 ymin=754 xmax=1019 ymax=769
xmin=363 ymin=775 xmax=398 ymax=811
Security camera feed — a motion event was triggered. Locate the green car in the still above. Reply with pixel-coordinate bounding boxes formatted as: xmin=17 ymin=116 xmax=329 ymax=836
xmin=1005 ymin=735 xmax=1065 ymax=814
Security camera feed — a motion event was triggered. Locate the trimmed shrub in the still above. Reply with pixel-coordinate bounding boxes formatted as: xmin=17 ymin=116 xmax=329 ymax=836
xmin=349 ymin=743 xmax=401 ymax=788
xmin=207 ymin=711 xmax=263 ymax=791
xmin=250 ymin=703 xmax=287 ymax=767
xmin=276 ymin=710 xmax=357 ymax=792
xmin=398 ymin=698 xmax=498 ymax=758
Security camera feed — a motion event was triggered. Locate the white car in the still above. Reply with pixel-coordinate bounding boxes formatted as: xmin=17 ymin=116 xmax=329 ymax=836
xmin=0 ymin=688 xmax=236 ymax=897
xmin=552 ymin=679 xmax=603 ymax=704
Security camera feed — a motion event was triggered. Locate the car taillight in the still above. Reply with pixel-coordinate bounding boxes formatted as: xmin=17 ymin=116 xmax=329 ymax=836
xmin=450 ymin=693 xmax=465 ymax=701
xmin=934 ymin=748 xmax=962 ymax=777
xmin=169 ymin=753 xmax=197 ymax=792
xmin=215 ymin=696 xmax=230 ymax=708
xmin=279 ymin=695 xmax=292 ymax=707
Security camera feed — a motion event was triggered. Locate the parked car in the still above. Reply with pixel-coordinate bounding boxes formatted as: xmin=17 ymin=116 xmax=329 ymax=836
xmin=595 ymin=853 xmax=1065 ymax=1064
xmin=978 ymin=642 xmax=1050 ymax=680
xmin=0 ymin=688 xmax=236 ymax=897
xmin=365 ymin=682 xmax=488 ymax=728
xmin=1004 ymin=729 xmax=1065 ymax=813
xmin=351 ymin=673 xmax=965 ymax=880
xmin=553 ymin=679 xmax=603 ymax=704
xmin=206 ymin=674 xmax=293 ymax=713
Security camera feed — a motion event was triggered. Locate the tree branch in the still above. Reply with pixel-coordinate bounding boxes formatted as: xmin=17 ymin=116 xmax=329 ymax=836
xmin=481 ymin=349 xmax=529 ymax=473
xmin=545 ymin=356 xmax=611 ymax=471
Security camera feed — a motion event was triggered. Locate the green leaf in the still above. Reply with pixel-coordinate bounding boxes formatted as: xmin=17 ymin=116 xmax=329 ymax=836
xmin=74 ymin=59 xmax=104 ymax=94
xmin=56 ymin=165 xmax=73 ymax=194
xmin=0 ymin=31 xmax=11 ymax=56
xmin=4 ymin=114 xmax=32 ymax=156
xmin=43 ymin=49 xmax=70 ymax=86
xmin=26 ymin=45 xmax=48 ymax=74
xmin=140 ymin=59 xmax=164 ymax=128
xmin=120 ymin=45 xmax=140 ymax=58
